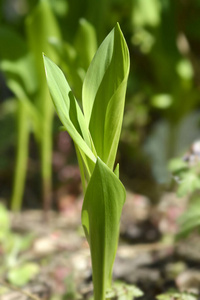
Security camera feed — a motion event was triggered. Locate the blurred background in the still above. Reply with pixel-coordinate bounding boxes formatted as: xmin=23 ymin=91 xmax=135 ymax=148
xmin=1 ymin=0 xmax=200 ymax=210
xmin=1 ymin=0 xmax=200 ymax=299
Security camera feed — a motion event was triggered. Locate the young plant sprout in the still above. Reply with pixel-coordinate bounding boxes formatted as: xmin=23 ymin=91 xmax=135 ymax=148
xmin=0 ymin=0 xmax=60 ymax=212
xmin=43 ymin=23 xmax=130 ymax=300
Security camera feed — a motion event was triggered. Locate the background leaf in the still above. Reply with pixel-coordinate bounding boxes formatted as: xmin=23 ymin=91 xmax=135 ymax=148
xmin=7 ymin=263 xmax=40 ymax=287
xmin=74 ymin=18 xmax=97 ymax=70
xmin=177 ymin=197 xmax=200 ymax=239
xmin=26 ymin=0 xmax=64 ymax=211
xmin=0 ymin=26 xmax=38 ymax=102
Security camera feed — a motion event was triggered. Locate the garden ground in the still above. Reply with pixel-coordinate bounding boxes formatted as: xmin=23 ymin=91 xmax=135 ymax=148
xmin=0 ymin=191 xmax=199 ymax=300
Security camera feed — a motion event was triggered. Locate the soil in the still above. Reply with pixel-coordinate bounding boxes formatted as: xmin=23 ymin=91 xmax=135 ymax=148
xmin=0 ymin=191 xmax=200 ymax=300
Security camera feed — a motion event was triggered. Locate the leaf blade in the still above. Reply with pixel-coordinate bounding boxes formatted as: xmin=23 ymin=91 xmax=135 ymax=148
xmin=81 ymin=157 xmax=126 ymax=300
xmin=82 ymin=23 xmax=130 ymax=169
xmin=43 ymin=55 xmax=96 ymax=164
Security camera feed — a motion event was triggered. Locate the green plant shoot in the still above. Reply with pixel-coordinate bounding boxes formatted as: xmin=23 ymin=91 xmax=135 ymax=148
xmin=26 ymin=0 xmax=61 ymax=212
xmin=0 ymin=0 xmax=61 ymax=212
xmin=0 ymin=26 xmax=39 ymax=211
xmin=43 ymin=23 xmax=130 ymax=300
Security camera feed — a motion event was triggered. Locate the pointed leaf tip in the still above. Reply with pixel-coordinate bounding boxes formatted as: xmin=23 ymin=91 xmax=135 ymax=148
xmin=43 ymin=55 xmax=96 ymax=165
xmin=82 ymin=23 xmax=130 ymax=169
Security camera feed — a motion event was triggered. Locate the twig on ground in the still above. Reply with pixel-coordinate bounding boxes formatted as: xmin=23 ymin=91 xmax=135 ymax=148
xmin=0 ymin=279 xmax=42 ymax=300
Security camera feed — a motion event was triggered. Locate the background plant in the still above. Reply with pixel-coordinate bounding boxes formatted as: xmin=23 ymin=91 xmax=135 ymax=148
xmin=0 ymin=0 xmax=60 ymax=212
xmin=0 ymin=203 xmax=37 ymax=287
xmin=169 ymin=148 xmax=200 ymax=239
xmin=0 ymin=0 xmax=97 ymax=212
xmin=1 ymin=0 xmax=200 ymax=204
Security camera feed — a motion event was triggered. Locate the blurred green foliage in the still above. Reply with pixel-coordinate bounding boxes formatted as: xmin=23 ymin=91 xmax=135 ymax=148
xmin=169 ymin=153 xmax=200 ymax=239
xmin=1 ymin=0 xmax=200 ymax=207
xmin=106 ymin=282 xmax=143 ymax=300
xmin=156 ymin=291 xmax=198 ymax=300
xmin=0 ymin=203 xmax=37 ymax=286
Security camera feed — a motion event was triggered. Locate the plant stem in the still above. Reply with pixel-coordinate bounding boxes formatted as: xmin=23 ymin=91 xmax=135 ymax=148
xmin=11 ymin=101 xmax=29 ymax=212
xmin=40 ymin=90 xmax=53 ymax=216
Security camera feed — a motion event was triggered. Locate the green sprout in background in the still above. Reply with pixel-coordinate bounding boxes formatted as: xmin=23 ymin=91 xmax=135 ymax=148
xmin=0 ymin=0 xmax=60 ymax=212
xmin=44 ymin=23 xmax=130 ymax=300
xmin=0 ymin=0 xmax=97 ymax=213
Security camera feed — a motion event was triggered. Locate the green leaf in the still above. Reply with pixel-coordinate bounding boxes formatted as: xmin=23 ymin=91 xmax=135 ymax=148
xmin=43 ymin=55 xmax=96 ymax=164
xmin=133 ymin=0 xmax=161 ymax=27
xmin=49 ymin=38 xmax=84 ymax=100
xmin=26 ymin=0 xmax=62 ymax=204
xmin=151 ymin=94 xmax=173 ymax=109
xmin=114 ymin=163 xmax=119 ymax=178
xmin=0 ymin=54 xmax=38 ymax=96
xmin=177 ymin=172 xmax=200 ymax=197
xmin=0 ymin=26 xmax=27 ymax=60
xmin=0 ymin=26 xmax=40 ymax=138
xmin=177 ymin=197 xmax=200 ymax=239
xmin=7 ymin=263 xmax=40 ymax=287
xmin=176 ymin=59 xmax=194 ymax=80
xmin=11 ymin=101 xmax=30 ymax=212
xmin=0 ymin=27 xmax=38 ymax=96
xmin=74 ymin=18 xmax=97 ymax=70
xmin=82 ymin=23 xmax=130 ymax=170
xmin=168 ymin=158 xmax=188 ymax=173
xmin=26 ymin=0 xmax=61 ymax=82
xmin=157 ymin=292 xmax=198 ymax=300
xmin=48 ymin=37 xmax=76 ymax=65
xmin=6 ymin=80 xmax=41 ymax=139
xmin=106 ymin=282 xmax=143 ymax=300
xmin=81 ymin=157 xmax=126 ymax=300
